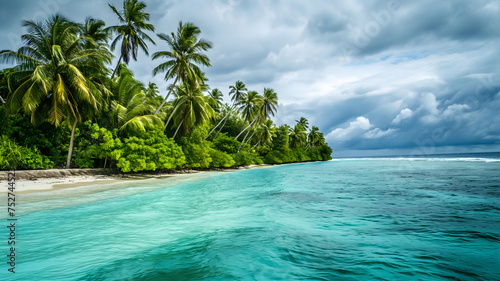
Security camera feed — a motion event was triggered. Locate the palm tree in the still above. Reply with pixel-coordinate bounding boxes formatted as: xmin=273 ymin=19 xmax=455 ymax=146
xmin=0 ymin=15 xmax=111 ymax=168
xmin=144 ymin=82 xmax=164 ymax=105
xmin=235 ymin=88 xmax=278 ymax=143
xmin=296 ymin=117 xmax=309 ymax=131
xmin=206 ymin=80 xmax=247 ymax=139
xmin=80 ymin=17 xmax=111 ymax=46
xmin=108 ymin=0 xmax=155 ymax=78
xmin=252 ymin=119 xmax=276 ymax=147
xmin=307 ymin=126 xmax=321 ymax=149
xmin=145 ymin=82 xmax=159 ymax=96
xmin=290 ymin=124 xmax=307 ymax=148
xmin=110 ymin=67 xmax=164 ymax=133
xmin=165 ymin=82 xmax=215 ymax=138
xmin=229 ymin=80 xmax=248 ymax=105
xmin=237 ymin=91 xmax=262 ymax=127
xmin=208 ymin=88 xmax=223 ymax=111
xmin=152 ymin=21 xmax=212 ymax=115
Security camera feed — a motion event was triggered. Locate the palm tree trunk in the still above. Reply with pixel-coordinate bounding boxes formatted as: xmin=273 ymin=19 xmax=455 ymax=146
xmin=155 ymin=77 xmax=178 ymax=116
xmin=103 ymin=157 xmax=108 ymax=168
xmin=205 ymin=110 xmax=230 ymax=139
xmin=111 ymin=54 xmax=123 ymax=79
xmin=213 ymin=116 xmax=229 ymax=139
xmin=164 ymin=99 xmax=183 ymax=130
xmin=65 ymin=119 xmax=78 ymax=169
xmin=252 ymin=142 xmax=260 ymax=149
xmin=239 ymin=129 xmax=257 ymax=151
xmin=206 ymin=101 xmax=237 ymax=139
xmin=235 ymin=106 xmax=265 ymax=141
xmin=235 ymin=115 xmax=259 ymax=140
xmin=172 ymin=119 xmax=184 ymax=139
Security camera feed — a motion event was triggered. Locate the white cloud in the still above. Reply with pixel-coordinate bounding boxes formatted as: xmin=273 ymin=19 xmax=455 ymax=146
xmin=326 ymin=116 xmax=397 ymax=143
xmin=392 ymin=108 xmax=413 ymax=124
xmin=442 ymin=104 xmax=470 ymax=119
xmin=419 ymin=93 xmax=440 ymax=124
xmin=364 ymin=128 xmax=396 ymax=138
xmin=326 ymin=116 xmax=372 ymax=141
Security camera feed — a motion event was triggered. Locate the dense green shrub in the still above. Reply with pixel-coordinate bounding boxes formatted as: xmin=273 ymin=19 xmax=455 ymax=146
xmin=114 ymin=128 xmax=185 ymax=172
xmin=84 ymin=122 xmax=122 ymax=168
xmin=264 ymin=150 xmax=284 ymax=164
xmin=0 ymin=136 xmax=53 ymax=170
xmin=319 ymin=145 xmax=333 ymax=160
xmin=213 ymin=133 xmax=240 ymax=154
xmin=232 ymin=150 xmax=263 ymax=166
xmin=209 ymin=149 xmax=235 ymax=168
xmin=177 ymin=128 xmax=213 ymax=168
xmin=0 ymin=108 xmax=70 ymax=166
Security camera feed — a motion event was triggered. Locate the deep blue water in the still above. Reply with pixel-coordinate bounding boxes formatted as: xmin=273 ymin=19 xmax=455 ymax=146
xmin=1 ymin=156 xmax=500 ymax=280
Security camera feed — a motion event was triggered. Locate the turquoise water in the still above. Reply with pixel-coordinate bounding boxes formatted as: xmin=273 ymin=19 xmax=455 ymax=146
xmin=2 ymin=158 xmax=500 ymax=280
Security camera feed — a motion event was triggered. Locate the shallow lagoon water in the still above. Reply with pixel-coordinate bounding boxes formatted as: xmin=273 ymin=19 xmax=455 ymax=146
xmin=1 ymin=157 xmax=500 ymax=280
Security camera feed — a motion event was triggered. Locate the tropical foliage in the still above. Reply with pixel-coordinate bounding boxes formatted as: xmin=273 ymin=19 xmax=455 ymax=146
xmin=108 ymin=0 xmax=155 ymax=77
xmin=0 ymin=2 xmax=332 ymax=172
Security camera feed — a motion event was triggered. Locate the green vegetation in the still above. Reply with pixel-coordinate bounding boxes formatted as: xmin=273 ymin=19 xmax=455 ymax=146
xmin=0 ymin=0 xmax=332 ymax=172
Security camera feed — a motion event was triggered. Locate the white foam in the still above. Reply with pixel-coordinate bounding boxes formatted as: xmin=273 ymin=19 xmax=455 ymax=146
xmin=331 ymin=157 xmax=500 ymax=162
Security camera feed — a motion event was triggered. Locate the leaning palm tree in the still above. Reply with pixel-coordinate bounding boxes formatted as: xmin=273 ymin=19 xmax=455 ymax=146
xmin=237 ymin=91 xmax=262 ymax=127
xmin=236 ymin=88 xmax=278 ymax=143
xmin=205 ymin=80 xmax=247 ymax=139
xmin=108 ymin=0 xmax=155 ymax=78
xmin=254 ymin=119 xmax=277 ymax=147
xmin=0 ymin=15 xmax=111 ymax=168
xmin=165 ymin=82 xmax=215 ymax=138
xmin=152 ymin=21 xmax=212 ymax=115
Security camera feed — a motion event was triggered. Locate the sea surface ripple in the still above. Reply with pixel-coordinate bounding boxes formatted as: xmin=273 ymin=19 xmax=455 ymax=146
xmin=1 ymin=157 xmax=500 ymax=280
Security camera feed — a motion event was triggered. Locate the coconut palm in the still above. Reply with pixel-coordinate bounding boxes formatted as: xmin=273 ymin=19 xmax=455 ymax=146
xmin=80 ymin=17 xmax=111 ymax=46
xmin=251 ymin=119 xmax=276 ymax=147
xmin=208 ymin=88 xmax=223 ymax=111
xmin=165 ymin=82 xmax=215 ymax=138
xmin=145 ymin=82 xmax=159 ymax=97
xmin=110 ymin=68 xmax=164 ymax=133
xmin=290 ymin=124 xmax=307 ymax=148
xmin=237 ymin=91 xmax=262 ymax=126
xmin=236 ymin=88 xmax=278 ymax=144
xmin=206 ymin=80 xmax=247 ymax=139
xmin=260 ymin=88 xmax=279 ymax=119
xmin=296 ymin=117 xmax=309 ymax=131
xmin=108 ymin=0 xmax=155 ymax=78
xmin=152 ymin=21 xmax=212 ymax=114
xmin=144 ymin=81 xmax=164 ymax=105
xmin=0 ymin=15 xmax=111 ymax=168
xmin=229 ymin=80 xmax=247 ymax=105
xmin=307 ymin=126 xmax=321 ymax=149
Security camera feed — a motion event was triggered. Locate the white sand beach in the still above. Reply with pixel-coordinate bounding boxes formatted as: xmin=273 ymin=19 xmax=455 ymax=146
xmin=0 ymin=175 xmax=125 ymax=194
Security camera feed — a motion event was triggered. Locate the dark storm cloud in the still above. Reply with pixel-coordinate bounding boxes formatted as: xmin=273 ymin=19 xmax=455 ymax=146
xmin=1 ymin=0 xmax=499 ymax=155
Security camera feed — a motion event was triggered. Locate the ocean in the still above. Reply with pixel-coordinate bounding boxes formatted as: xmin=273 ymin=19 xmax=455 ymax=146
xmin=1 ymin=153 xmax=500 ymax=280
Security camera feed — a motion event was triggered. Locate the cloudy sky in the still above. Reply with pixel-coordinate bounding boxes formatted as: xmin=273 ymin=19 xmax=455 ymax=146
xmin=1 ymin=0 xmax=500 ymax=157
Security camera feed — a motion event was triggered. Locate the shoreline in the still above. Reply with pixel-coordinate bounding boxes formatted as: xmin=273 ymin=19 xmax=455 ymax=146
xmin=0 ymin=164 xmax=275 ymax=194
xmin=0 ymin=161 xmax=326 ymax=194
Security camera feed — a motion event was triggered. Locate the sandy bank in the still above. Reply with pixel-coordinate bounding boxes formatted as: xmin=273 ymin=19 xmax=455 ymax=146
xmin=0 ymin=164 xmax=273 ymax=194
